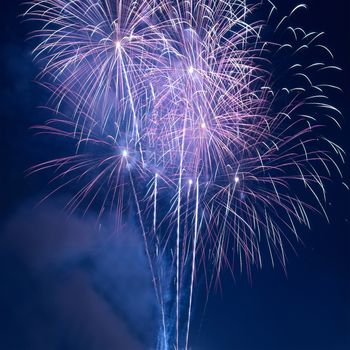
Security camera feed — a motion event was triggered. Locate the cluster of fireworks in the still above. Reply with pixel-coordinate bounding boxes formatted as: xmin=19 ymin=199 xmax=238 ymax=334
xmin=24 ymin=0 xmax=344 ymax=349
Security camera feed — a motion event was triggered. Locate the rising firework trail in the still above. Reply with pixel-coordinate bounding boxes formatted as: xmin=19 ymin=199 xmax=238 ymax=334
xmin=24 ymin=0 xmax=345 ymax=349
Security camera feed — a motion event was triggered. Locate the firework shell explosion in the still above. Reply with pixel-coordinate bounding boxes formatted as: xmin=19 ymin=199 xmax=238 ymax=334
xmin=24 ymin=0 xmax=344 ymax=349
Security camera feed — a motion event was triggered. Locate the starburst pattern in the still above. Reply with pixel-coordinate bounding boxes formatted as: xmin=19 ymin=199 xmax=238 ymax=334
xmin=24 ymin=1 xmax=344 ymax=349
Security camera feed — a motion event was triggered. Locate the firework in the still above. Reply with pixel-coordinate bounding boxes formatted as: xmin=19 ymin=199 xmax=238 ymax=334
xmin=24 ymin=1 xmax=344 ymax=349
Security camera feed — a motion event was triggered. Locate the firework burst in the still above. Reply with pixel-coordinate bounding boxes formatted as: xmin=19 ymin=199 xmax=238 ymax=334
xmin=24 ymin=1 xmax=344 ymax=349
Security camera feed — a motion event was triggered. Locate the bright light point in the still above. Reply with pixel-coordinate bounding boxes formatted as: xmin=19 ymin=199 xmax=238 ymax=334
xmin=115 ymin=40 xmax=121 ymax=49
xmin=188 ymin=179 xmax=193 ymax=185
xmin=234 ymin=176 xmax=240 ymax=183
xmin=188 ymin=66 xmax=194 ymax=74
xmin=155 ymin=173 xmax=159 ymax=178
xmin=122 ymin=150 xmax=128 ymax=157
xmin=201 ymin=122 xmax=206 ymax=129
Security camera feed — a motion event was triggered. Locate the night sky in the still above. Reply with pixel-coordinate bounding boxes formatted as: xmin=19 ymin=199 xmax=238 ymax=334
xmin=1 ymin=1 xmax=349 ymax=349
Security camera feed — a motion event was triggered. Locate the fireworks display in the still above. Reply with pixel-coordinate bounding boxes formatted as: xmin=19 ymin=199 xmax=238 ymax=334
xmin=24 ymin=0 xmax=344 ymax=349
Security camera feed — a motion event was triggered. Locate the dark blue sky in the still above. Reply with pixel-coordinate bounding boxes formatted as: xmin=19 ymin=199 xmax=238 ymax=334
xmin=1 ymin=1 xmax=349 ymax=349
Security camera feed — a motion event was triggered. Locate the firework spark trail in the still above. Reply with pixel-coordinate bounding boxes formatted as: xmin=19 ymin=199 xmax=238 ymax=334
xmin=127 ymin=160 xmax=164 ymax=319
xmin=24 ymin=1 xmax=346 ymax=349
xmin=185 ymin=176 xmax=200 ymax=350
xmin=153 ymin=173 xmax=169 ymax=348
xmin=175 ymin=114 xmax=188 ymax=349
xmin=118 ymin=49 xmax=144 ymax=164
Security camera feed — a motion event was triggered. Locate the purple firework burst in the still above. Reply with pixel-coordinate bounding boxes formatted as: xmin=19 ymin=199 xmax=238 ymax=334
xmin=24 ymin=1 xmax=344 ymax=349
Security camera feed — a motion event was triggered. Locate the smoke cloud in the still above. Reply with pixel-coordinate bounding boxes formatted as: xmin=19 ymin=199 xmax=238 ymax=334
xmin=0 ymin=199 xmax=157 ymax=350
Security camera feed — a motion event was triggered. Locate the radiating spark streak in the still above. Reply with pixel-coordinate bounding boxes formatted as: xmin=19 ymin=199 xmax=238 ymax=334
xmin=119 ymin=52 xmax=145 ymax=165
xmin=128 ymin=165 xmax=162 ymax=309
xmin=153 ymin=173 xmax=168 ymax=347
xmin=290 ymin=4 xmax=308 ymax=16
xmin=175 ymin=115 xmax=187 ymax=350
xmin=185 ymin=176 xmax=200 ymax=350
